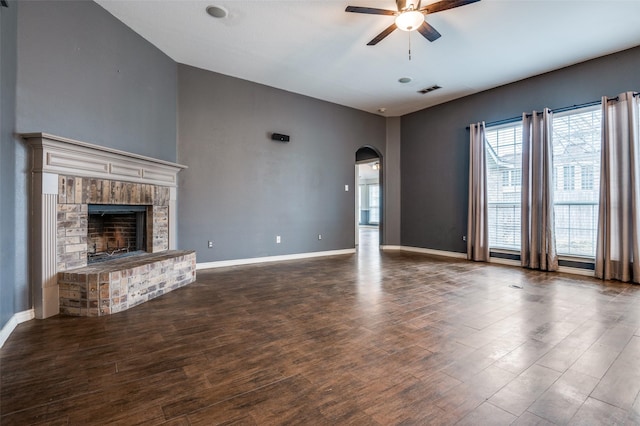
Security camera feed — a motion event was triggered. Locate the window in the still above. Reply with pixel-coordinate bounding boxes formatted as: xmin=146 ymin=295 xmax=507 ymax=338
xmin=581 ymin=165 xmax=594 ymax=190
xmin=485 ymin=123 xmax=523 ymax=250
xmin=513 ymin=169 xmax=521 ymax=187
xmin=563 ymin=165 xmax=575 ymax=190
xmin=552 ymin=106 xmax=601 ymax=257
xmin=501 ymin=169 xmax=521 ymax=188
xmin=502 ymin=170 xmax=510 ymax=187
xmin=485 ymin=106 xmax=601 ymax=257
xmin=368 ymin=185 xmax=380 ymax=224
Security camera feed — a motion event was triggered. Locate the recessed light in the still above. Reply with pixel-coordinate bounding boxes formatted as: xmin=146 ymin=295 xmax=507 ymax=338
xmin=377 ymin=108 xmax=387 ymax=113
xmin=398 ymin=77 xmax=412 ymax=84
xmin=206 ymin=5 xmax=228 ymax=18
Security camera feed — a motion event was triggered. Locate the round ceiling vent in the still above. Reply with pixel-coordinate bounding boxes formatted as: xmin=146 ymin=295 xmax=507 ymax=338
xmin=206 ymin=5 xmax=228 ymax=18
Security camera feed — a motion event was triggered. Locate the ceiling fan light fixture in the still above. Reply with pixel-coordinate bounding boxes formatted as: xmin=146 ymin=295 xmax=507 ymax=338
xmin=395 ymin=10 xmax=424 ymax=31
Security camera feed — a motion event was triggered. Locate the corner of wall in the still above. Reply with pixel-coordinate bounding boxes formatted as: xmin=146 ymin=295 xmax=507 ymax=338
xmin=384 ymin=116 xmax=402 ymax=246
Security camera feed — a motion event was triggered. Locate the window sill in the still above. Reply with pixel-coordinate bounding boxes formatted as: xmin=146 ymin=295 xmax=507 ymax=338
xmin=489 ymin=248 xmax=595 ymax=270
xmin=490 ymin=248 xmax=519 ymax=255
xmin=558 ymin=254 xmax=594 ymax=263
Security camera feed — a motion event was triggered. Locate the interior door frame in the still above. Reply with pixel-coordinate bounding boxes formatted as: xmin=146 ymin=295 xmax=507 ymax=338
xmin=355 ymin=146 xmax=383 ymax=248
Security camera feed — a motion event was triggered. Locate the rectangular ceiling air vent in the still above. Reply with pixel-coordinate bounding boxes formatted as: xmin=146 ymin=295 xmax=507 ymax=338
xmin=418 ymin=85 xmax=442 ymax=94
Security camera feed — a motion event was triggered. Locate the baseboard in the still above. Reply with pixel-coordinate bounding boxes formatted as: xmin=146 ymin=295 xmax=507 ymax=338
xmin=399 ymin=246 xmax=467 ymax=259
xmin=0 ymin=308 xmax=35 ymax=349
xmin=558 ymin=265 xmax=596 ymax=277
xmin=489 ymin=257 xmax=521 ymax=267
xmin=490 ymin=258 xmax=596 ymax=277
xmin=197 ymin=248 xmax=356 ymax=270
xmin=380 ymin=245 xmax=402 ymax=251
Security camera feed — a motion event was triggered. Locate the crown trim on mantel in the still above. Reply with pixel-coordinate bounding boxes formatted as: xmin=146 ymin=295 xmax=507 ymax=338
xmin=20 ymin=132 xmax=187 ymax=187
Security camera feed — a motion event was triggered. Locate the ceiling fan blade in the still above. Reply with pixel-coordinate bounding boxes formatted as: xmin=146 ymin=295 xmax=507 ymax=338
xmin=367 ymin=23 xmax=398 ymax=45
xmin=417 ymin=21 xmax=441 ymax=42
xmin=345 ymin=6 xmax=397 ymax=16
xmin=419 ymin=0 xmax=480 ymax=14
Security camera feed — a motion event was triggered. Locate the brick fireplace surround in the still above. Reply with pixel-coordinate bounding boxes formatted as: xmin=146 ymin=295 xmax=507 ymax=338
xmin=23 ymin=133 xmax=195 ymax=319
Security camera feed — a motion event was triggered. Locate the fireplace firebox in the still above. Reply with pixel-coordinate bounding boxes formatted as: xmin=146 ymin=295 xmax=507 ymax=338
xmin=87 ymin=204 xmax=148 ymax=263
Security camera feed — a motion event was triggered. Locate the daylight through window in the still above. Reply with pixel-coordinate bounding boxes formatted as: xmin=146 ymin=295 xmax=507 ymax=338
xmin=484 ymin=105 xmax=602 ymax=258
xmin=552 ymin=106 xmax=601 ymax=257
xmin=485 ymin=124 xmax=522 ymax=250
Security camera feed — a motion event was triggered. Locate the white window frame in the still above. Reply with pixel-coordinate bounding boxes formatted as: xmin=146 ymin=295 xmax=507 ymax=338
xmin=485 ymin=121 xmax=523 ymax=251
xmin=552 ymin=105 xmax=601 ymax=259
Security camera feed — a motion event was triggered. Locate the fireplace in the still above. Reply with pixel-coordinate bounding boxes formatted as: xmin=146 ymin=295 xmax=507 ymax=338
xmin=87 ymin=204 xmax=148 ymax=263
xmin=22 ymin=132 xmax=193 ymax=318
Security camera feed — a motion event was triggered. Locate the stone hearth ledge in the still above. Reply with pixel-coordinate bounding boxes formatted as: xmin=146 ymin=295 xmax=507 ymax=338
xmin=59 ymin=250 xmax=196 ymax=316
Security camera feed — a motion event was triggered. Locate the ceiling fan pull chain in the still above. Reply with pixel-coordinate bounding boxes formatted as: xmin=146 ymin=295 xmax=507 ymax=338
xmin=408 ymin=31 xmax=412 ymax=61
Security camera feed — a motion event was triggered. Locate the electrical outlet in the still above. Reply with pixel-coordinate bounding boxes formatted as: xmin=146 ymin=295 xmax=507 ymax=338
xmin=208 ymin=241 xmax=213 ymax=248
xmin=462 ymin=236 xmax=466 ymax=242
xmin=344 ymin=184 xmax=349 ymax=191
xmin=318 ymin=234 xmax=322 ymax=240
xmin=276 ymin=235 xmax=281 ymax=244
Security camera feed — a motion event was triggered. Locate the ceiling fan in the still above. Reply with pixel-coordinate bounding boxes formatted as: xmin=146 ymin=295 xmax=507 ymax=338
xmin=346 ymin=0 xmax=480 ymax=46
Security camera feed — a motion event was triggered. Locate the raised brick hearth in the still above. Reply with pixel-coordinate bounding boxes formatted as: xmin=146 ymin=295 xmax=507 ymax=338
xmin=23 ymin=133 xmax=194 ymax=318
xmin=59 ymin=250 xmax=196 ymax=316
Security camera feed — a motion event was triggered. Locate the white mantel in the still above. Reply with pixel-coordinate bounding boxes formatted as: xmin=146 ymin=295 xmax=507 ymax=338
xmin=22 ymin=132 xmax=186 ymax=186
xmin=22 ymin=133 xmax=187 ymax=319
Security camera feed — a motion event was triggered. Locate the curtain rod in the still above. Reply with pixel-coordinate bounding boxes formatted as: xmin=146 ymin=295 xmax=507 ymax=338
xmin=547 ymin=100 xmax=602 ymax=115
xmin=466 ymin=93 xmax=639 ymax=130
xmin=482 ymin=100 xmax=600 ymax=128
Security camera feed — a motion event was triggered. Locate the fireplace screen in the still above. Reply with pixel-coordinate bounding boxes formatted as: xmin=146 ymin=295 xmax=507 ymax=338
xmin=87 ymin=205 xmax=148 ymax=263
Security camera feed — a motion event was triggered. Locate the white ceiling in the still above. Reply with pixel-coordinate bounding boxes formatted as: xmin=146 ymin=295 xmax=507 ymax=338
xmin=358 ymin=161 xmax=380 ymax=180
xmin=95 ymin=0 xmax=640 ymax=117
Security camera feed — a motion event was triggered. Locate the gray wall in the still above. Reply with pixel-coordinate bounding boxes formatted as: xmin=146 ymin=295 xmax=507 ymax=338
xmin=401 ymin=46 xmax=640 ymax=253
xmin=16 ymin=0 xmax=177 ymax=162
xmin=177 ymin=64 xmax=386 ymax=262
xmin=1 ymin=0 xmax=177 ymax=331
xmin=1 ymin=0 xmax=18 ymax=329
xmin=384 ymin=117 xmax=401 ymax=246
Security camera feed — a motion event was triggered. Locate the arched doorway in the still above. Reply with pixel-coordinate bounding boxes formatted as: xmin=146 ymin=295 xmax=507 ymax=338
xmin=356 ymin=146 xmax=383 ymax=249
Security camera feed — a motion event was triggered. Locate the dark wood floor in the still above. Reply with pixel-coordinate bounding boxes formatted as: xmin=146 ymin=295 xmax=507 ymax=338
xmin=2 ymin=228 xmax=640 ymax=425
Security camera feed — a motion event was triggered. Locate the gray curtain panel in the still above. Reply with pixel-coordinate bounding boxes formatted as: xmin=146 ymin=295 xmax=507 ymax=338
xmin=467 ymin=122 xmax=490 ymax=261
xmin=521 ymin=109 xmax=558 ymax=271
xmin=595 ymin=92 xmax=640 ymax=283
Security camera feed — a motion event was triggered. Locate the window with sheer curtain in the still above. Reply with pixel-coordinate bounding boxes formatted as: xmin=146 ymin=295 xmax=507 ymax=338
xmin=552 ymin=106 xmax=601 ymax=257
xmin=485 ymin=124 xmax=523 ymax=250
xmin=485 ymin=106 xmax=601 ymax=257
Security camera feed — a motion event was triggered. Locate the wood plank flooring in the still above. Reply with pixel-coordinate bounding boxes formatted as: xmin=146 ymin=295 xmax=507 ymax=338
xmin=2 ymin=229 xmax=640 ymax=425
